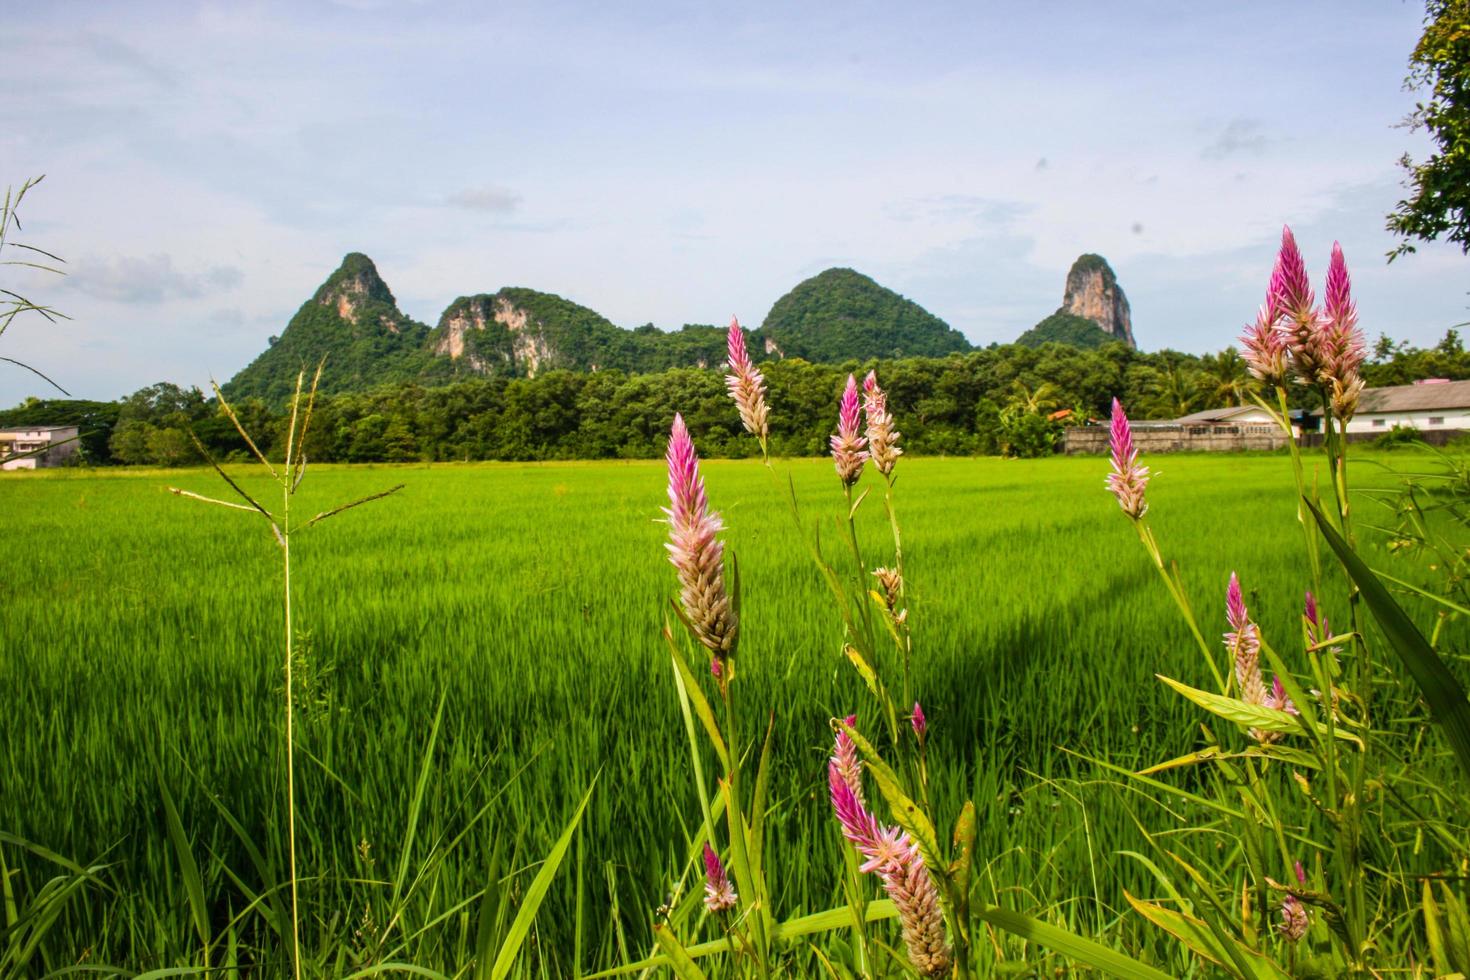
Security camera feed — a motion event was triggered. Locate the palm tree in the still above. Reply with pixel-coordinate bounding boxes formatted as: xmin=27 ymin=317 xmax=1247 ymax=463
xmin=1198 ymin=347 xmax=1252 ymax=408
xmin=1006 ymin=379 xmax=1062 ymax=415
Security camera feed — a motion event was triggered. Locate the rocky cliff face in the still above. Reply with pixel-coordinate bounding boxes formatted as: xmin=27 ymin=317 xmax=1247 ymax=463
xmin=312 ymin=252 xmax=402 ymax=330
xmin=433 ymin=293 xmax=558 ymax=377
xmin=1059 ymin=254 xmax=1134 ymax=348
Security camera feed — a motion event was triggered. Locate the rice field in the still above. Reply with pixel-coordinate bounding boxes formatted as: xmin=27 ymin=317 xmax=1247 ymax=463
xmin=0 ymin=450 xmax=1451 ymax=974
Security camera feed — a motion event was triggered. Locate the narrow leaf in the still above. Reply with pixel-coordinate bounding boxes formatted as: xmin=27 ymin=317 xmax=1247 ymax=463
xmin=1307 ymin=498 xmax=1470 ymax=781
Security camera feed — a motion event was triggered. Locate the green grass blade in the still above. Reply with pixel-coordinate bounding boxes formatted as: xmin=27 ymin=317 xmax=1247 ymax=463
xmin=651 ymin=924 xmax=709 ymax=980
xmin=154 ymin=764 xmax=210 ymax=954
xmin=1306 ymin=498 xmax=1470 ymax=781
xmin=975 ymin=904 xmax=1175 ymax=980
xmin=489 ymin=777 xmax=597 ymax=980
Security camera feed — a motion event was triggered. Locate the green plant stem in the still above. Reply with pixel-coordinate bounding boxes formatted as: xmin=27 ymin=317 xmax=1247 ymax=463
xmin=882 ymin=478 xmax=913 ymax=711
xmin=282 ymin=459 xmax=301 ymax=980
xmin=1134 ymin=520 xmax=1226 ymax=692
xmin=1275 ymin=386 xmax=1322 ymax=600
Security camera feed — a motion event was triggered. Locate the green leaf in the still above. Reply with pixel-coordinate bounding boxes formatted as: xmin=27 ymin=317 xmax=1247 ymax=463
xmin=976 ymin=903 xmax=1176 ymax=980
xmin=155 ymin=763 xmax=210 ymax=954
xmin=1123 ymin=894 xmax=1286 ymax=979
xmin=665 ymin=624 xmax=730 ymax=772
xmin=838 ymin=722 xmax=944 ymax=875
xmin=651 ymin=924 xmax=710 ymax=980
xmin=489 ymin=777 xmax=597 ymax=980
xmin=1306 ymin=498 xmax=1470 ymax=782
xmin=581 ymin=902 xmax=901 ymax=977
xmin=1156 ymin=675 xmax=1361 ymax=747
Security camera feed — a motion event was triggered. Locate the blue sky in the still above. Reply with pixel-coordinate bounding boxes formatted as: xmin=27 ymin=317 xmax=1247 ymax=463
xmin=2 ymin=0 xmax=1465 ymax=403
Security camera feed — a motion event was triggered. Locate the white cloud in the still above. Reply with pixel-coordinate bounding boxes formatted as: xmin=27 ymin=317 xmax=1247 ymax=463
xmin=445 ymin=186 xmax=523 ymax=214
xmin=62 ymin=254 xmax=243 ymax=305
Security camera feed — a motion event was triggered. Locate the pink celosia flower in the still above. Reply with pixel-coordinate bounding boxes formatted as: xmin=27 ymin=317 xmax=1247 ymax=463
xmin=664 ymin=414 xmax=737 ymax=659
xmin=1265 ymin=675 xmax=1299 ymax=716
xmin=873 ymin=566 xmax=907 ymax=625
xmin=1320 ymin=243 xmax=1367 ymax=420
xmin=1279 ymin=894 xmax=1309 ymax=942
xmin=862 ymin=371 xmax=902 ymax=477
xmin=1106 ymin=399 xmax=1149 ymax=519
xmin=1268 ymin=226 xmax=1332 ymax=387
xmin=724 ymin=317 xmax=770 ymax=445
xmin=910 ymin=701 xmax=926 ymax=740
xmin=1240 ymin=296 xmax=1290 ymax=386
xmin=831 ymin=374 xmax=868 ymax=486
xmin=710 ymin=658 xmax=722 ymax=679
xmin=831 ymin=715 xmax=864 ymax=804
xmin=702 ymin=841 xmax=738 ymax=913
xmin=1226 ymin=573 xmax=1267 ymax=706
xmin=827 ymin=759 xmax=951 ymax=976
xmin=1304 ymin=591 xmax=1337 ymax=650
xmin=1269 ymin=226 xmax=1314 ymax=326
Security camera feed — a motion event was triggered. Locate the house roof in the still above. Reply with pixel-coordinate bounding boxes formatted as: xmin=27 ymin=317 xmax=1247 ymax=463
xmin=1172 ymin=405 xmax=1266 ymax=424
xmin=0 ymin=425 xmax=78 ymax=433
xmin=1354 ymin=379 xmax=1470 ymax=414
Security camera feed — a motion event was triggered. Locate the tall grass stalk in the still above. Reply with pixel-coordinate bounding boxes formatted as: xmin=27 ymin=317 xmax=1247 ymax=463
xmin=171 ymin=362 xmax=403 ymax=975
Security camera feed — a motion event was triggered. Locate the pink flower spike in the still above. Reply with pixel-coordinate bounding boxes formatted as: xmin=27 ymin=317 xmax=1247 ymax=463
xmin=1224 ymin=573 xmax=1269 ymax=719
xmin=1226 ymin=573 xmax=1248 ymax=632
xmin=701 ymin=842 xmax=738 ymax=913
xmin=910 ymin=701 xmax=926 ymax=740
xmin=710 ymin=658 xmax=722 ymax=679
xmin=1324 ymin=243 xmax=1355 ymax=331
xmin=831 ymin=374 xmax=868 ymax=487
xmin=1240 ymin=300 xmax=1290 ymax=386
xmin=862 ymin=370 xmax=902 ymax=477
xmin=1105 ymin=399 xmax=1150 ymax=520
xmin=1294 ymin=859 xmax=1307 ymax=887
xmin=1280 ymin=894 xmax=1309 ymax=942
xmin=724 ymin=316 xmax=770 ymax=443
xmin=832 ymin=715 xmax=865 ymax=804
xmin=1319 ymin=243 xmax=1367 ymax=420
xmin=1269 ymin=225 xmax=1314 ymax=324
xmin=664 ymin=415 xmax=737 ymax=658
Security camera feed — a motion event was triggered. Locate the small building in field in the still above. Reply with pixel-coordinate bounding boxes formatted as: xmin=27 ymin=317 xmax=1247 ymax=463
xmin=1337 ymin=379 xmax=1470 ymax=435
xmin=0 ymin=425 xmax=81 ymax=470
xmin=1063 ymin=405 xmax=1288 ymax=454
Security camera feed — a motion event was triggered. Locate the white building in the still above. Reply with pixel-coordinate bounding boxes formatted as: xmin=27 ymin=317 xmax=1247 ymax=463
xmin=0 ymin=425 xmax=81 ymax=470
xmin=1341 ymin=379 xmax=1470 ymax=435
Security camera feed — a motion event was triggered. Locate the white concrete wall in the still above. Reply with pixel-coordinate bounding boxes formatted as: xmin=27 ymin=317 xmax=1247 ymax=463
xmin=1345 ymin=409 xmax=1470 ymax=434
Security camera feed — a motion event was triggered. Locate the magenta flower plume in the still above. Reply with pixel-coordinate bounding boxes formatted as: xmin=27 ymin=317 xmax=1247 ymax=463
xmin=1269 ymin=226 xmax=1314 ymax=324
xmin=1268 ymin=225 xmax=1331 ymax=386
xmin=1225 ymin=573 xmax=1267 ymax=704
xmin=1266 ymin=676 xmax=1299 ymax=716
xmin=724 ymin=317 xmax=770 ymax=445
xmin=1304 ymin=590 xmax=1334 ymax=648
xmin=827 ymin=762 xmax=951 ymax=976
xmin=664 ymin=414 xmax=737 ymax=659
xmin=1106 ymin=399 xmax=1150 ymax=520
xmin=862 ymin=371 xmax=902 ymax=477
xmin=1240 ymin=298 xmax=1290 ymax=386
xmin=1279 ymin=894 xmax=1309 ymax=942
xmin=1320 ymin=243 xmax=1367 ymax=420
xmin=831 ymin=374 xmax=868 ymax=486
xmin=831 ymin=715 xmax=865 ymax=804
xmin=1226 ymin=573 xmax=1281 ymax=742
xmin=910 ymin=701 xmax=926 ymax=741
xmin=701 ymin=842 xmax=738 ymax=913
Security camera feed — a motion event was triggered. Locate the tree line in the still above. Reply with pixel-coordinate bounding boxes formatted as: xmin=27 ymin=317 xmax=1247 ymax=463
xmin=3 ymin=331 xmax=1467 ymax=467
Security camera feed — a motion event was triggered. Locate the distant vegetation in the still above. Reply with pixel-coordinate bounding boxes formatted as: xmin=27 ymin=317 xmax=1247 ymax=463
xmin=222 ymin=257 xmax=981 ymax=404
xmin=1014 ymin=311 xmax=1115 ymax=349
xmin=8 ymin=328 xmax=1468 ymax=466
xmin=759 ymin=267 xmax=972 ymax=361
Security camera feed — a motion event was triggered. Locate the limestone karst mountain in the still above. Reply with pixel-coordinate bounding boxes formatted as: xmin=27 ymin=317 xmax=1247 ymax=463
xmin=1015 ymin=254 xmax=1137 ymax=349
xmin=224 ymin=256 xmax=977 ymax=401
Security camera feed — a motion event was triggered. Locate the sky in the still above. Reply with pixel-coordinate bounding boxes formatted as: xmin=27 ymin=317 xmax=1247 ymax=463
xmin=1 ymin=0 xmax=1466 ymax=404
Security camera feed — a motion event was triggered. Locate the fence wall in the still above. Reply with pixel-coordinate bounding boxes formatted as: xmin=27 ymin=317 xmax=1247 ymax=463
xmin=1064 ymin=423 xmax=1288 ymax=455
